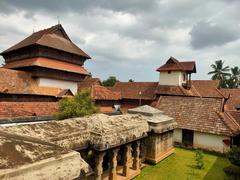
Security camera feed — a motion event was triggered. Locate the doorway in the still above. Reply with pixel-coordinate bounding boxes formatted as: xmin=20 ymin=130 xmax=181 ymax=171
xmin=182 ymin=129 xmax=194 ymax=147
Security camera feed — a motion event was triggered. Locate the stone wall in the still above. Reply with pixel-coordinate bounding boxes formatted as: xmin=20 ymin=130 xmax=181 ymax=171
xmin=145 ymin=131 xmax=174 ymax=164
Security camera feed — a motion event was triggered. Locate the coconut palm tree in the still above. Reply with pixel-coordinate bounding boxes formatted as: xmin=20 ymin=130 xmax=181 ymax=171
xmin=228 ymin=66 xmax=240 ymax=88
xmin=208 ymin=60 xmax=231 ymax=88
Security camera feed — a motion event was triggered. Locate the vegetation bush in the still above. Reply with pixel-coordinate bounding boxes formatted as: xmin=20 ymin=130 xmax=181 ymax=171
xmin=195 ymin=149 xmax=204 ymax=169
xmin=227 ymin=146 xmax=240 ymax=167
xmin=56 ymin=90 xmax=99 ymax=120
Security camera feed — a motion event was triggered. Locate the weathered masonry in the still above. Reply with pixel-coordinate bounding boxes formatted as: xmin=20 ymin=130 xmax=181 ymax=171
xmin=0 ymin=105 xmax=176 ymax=180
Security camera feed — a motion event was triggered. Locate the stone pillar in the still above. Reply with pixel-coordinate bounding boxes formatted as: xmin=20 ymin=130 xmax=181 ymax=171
xmin=109 ymin=148 xmax=119 ymax=180
xmin=133 ymin=141 xmax=140 ymax=171
xmin=95 ymin=151 xmax=106 ymax=180
xmin=123 ymin=144 xmax=132 ymax=177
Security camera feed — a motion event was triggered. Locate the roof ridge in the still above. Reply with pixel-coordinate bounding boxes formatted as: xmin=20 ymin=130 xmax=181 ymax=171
xmin=191 ymin=84 xmax=202 ymax=97
xmin=215 ymin=88 xmax=227 ymax=99
xmin=36 ymin=24 xmax=71 ymax=43
xmin=226 ymin=111 xmax=240 ymax=129
xmin=221 ymin=111 xmax=240 ymax=134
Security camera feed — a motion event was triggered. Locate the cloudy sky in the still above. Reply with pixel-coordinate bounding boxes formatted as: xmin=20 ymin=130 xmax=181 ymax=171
xmin=0 ymin=0 xmax=239 ymax=81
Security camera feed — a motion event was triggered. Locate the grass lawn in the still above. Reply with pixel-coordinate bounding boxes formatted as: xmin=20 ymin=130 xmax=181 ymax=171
xmin=135 ymin=148 xmax=231 ymax=180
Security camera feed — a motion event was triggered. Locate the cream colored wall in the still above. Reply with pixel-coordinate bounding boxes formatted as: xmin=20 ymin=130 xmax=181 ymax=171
xmin=159 ymin=71 xmax=186 ymax=86
xmin=38 ymin=78 xmax=78 ymax=94
xmin=193 ymin=131 xmax=230 ymax=153
xmin=173 ymin=129 xmax=182 ymax=143
xmin=173 ymin=129 xmax=230 ymax=153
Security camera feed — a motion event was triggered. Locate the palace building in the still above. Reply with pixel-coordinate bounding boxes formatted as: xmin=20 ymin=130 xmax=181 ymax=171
xmin=1 ymin=24 xmax=90 ymax=94
xmin=0 ymin=24 xmax=239 ymax=180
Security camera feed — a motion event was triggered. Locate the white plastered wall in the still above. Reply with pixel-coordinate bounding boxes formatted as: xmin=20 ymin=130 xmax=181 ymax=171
xmin=37 ymin=78 xmax=78 ymax=94
xmin=173 ymin=129 xmax=230 ymax=153
xmin=193 ymin=131 xmax=230 ymax=153
xmin=159 ymin=71 xmax=186 ymax=86
xmin=173 ymin=128 xmax=182 ymax=143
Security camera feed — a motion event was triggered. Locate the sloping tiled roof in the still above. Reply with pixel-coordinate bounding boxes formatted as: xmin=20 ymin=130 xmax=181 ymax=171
xmin=155 ymin=85 xmax=199 ymax=96
xmin=78 ymin=78 xmax=121 ymax=100
xmin=156 ymin=96 xmax=237 ymax=136
xmin=191 ymin=80 xmax=222 ymax=97
xmin=4 ymin=57 xmax=89 ymax=75
xmin=227 ymin=111 xmax=240 ymax=127
xmin=112 ymin=82 xmax=158 ymax=100
xmin=92 ymin=85 xmax=121 ymax=100
xmin=221 ymin=89 xmax=240 ymax=111
xmin=0 ymin=68 xmax=71 ymax=97
xmin=1 ymin=24 xmax=90 ymax=59
xmin=156 ymin=57 xmax=196 ymax=73
xmin=78 ymin=77 xmax=101 ymax=92
xmin=155 ymin=80 xmax=224 ymax=98
xmin=221 ymin=111 xmax=240 ymax=134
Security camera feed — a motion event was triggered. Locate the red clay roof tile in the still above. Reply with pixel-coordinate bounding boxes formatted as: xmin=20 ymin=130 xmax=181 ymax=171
xmin=4 ymin=57 xmax=89 ymax=75
xmin=92 ymin=85 xmax=121 ymax=100
xmin=1 ymin=24 xmax=90 ymax=59
xmin=156 ymin=96 xmax=235 ymax=136
xmin=156 ymin=57 xmax=196 ymax=73
xmin=112 ymin=82 xmax=158 ymax=100
xmin=0 ymin=68 xmax=71 ymax=97
xmin=221 ymin=89 xmax=240 ymax=111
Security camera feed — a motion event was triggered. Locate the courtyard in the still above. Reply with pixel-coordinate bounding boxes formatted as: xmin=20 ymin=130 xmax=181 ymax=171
xmin=135 ymin=148 xmax=231 ymax=180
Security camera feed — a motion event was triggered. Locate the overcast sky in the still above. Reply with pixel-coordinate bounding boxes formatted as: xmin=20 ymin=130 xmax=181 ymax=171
xmin=0 ymin=0 xmax=239 ymax=81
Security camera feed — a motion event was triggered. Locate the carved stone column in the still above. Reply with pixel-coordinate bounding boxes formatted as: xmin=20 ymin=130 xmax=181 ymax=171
xmin=109 ymin=148 xmax=119 ymax=180
xmin=94 ymin=151 xmax=106 ymax=180
xmin=123 ymin=144 xmax=132 ymax=177
xmin=133 ymin=141 xmax=140 ymax=170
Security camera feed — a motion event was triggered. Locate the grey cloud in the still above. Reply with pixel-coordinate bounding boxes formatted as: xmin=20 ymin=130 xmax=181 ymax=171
xmin=190 ymin=21 xmax=240 ymax=49
xmin=0 ymin=0 xmax=159 ymax=15
xmin=0 ymin=0 xmax=239 ymax=81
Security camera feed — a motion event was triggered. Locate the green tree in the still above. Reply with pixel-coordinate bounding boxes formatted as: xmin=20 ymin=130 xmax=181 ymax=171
xmin=128 ymin=79 xmax=134 ymax=82
xmin=208 ymin=60 xmax=230 ymax=88
xmin=102 ymin=76 xmax=118 ymax=87
xmin=56 ymin=90 xmax=98 ymax=120
xmin=228 ymin=66 xmax=240 ymax=88
xmin=195 ymin=149 xmax=204 ymax=169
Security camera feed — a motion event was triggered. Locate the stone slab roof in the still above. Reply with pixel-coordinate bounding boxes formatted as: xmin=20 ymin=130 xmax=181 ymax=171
xmin=128 ymin=105 xmax=163 ymax=116
xmin=87 ymin=114 xmax=149 ymax=150
xmin=1 ymin=113 xmax=149 ymax=151
xmin=0 ymin=131 xmax=89 ymax=179
xmin=128 ymin=105 xmax=176 ymax=133
xmin=1 ymin=118 xmax=90 ymax=150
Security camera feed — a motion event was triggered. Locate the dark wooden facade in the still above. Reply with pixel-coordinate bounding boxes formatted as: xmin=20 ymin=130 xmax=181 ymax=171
xmin=20 ymin=66 xmax=86 ymax=82
xmin=2 ymin=45 xmax=86 ymax=66
xmin=0 ymin=93 xmax=58 ymax=102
